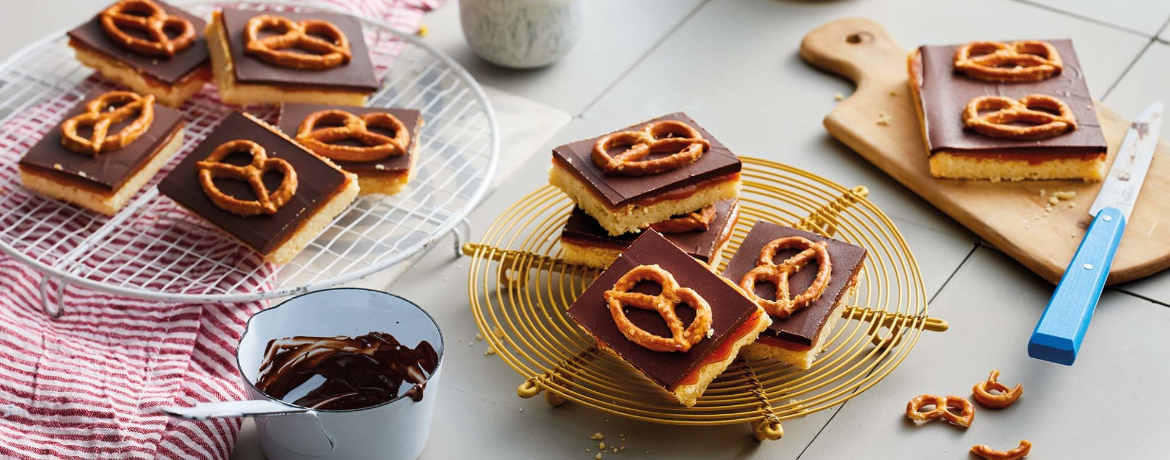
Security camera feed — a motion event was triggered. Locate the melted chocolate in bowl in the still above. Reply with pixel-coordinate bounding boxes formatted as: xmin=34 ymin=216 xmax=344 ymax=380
xmin=255 ymin=332 xmax=439 ymax=410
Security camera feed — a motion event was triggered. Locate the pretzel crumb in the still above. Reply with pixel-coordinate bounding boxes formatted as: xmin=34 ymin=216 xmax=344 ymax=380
xmin=596 ymin=453 xmax=603 ymax=460
xmin=612 ymin=448 xmax=618 ymax=453
xmin=589 ymin=433 xmax=604 ymax=441
xmin=484 ymin=346 xmax=496 ymax=356
xmin=599 ymin=442 xmax=606 ymax=450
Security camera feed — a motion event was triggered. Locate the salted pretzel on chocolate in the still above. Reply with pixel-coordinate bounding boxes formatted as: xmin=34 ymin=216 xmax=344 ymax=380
xmin=971 ymin=440 xmax=1032 ymax=460
xmin=592 ymin=120 xmax=711 ymax=176
xmin=972 ymin=369 xmax=1023 ymax=409
xmin=60 ymin=91 xmax=155 ymax=156
xmin=196 ymin=140 xmax=298 ymax=216
xmin=295 ymin=109 xmax=411 ymax=162
xmin=739 ymin=237 xmax=832 ymax=319
xmin=244 ymin=15 xmax=351 ymax=70
xmin=954 ymin=40 xmax=1062 ymax=83
xmin=648 ymin=205 xmax=716 ymax=233
xmin=603 ymin=264 xmax=713 ymax=353
xmin=963 ymin=94 xmax=1077 ymax=140
xmin=906 ymin=394 xmax=975 ymax=428
xmin=100 ymin=0 xmax=196 ymax=57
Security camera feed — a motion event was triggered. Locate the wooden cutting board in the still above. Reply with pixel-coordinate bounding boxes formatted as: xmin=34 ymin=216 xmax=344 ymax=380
xmin=799 ymin=18 xmax=1170 ymax=286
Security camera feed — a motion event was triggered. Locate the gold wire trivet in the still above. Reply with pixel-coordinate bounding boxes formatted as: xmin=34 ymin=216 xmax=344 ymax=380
xmin=464 ymin=157 xmax=947 ymax=440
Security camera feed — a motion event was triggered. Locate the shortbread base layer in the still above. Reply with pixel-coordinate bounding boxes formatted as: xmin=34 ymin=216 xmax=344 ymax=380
xmin=70 ymin=41 xmax=208 ymax=108
xmin=351 ymin=122 xmax=422 ymax=195
xmin=206 ymin=13 xmax=370 ymax=107
xmin=738 ymin=268 xmax=863 ymax=370
xmin=19 ymin=128 xmax=185 ymax=216
xmin=560 ymin=236 xmax=728 ymax=270
xmin=927 ymin=152 xmax=1107 ymax=182
xmin=549 ymin=161 xmax=741 ymax=236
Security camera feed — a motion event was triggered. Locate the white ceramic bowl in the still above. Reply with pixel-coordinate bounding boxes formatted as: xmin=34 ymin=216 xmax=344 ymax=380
xmin=236 ymin=289 xmax=445 ymax=460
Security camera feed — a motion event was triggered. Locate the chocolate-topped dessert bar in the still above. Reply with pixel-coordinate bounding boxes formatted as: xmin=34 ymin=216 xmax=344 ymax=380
xmin=568 ymin=230 xmax=771 ymax=407
xmin=721 ymin=221 xmax=866 ymax=370
xmin=549 ymin=113 xmax=742 ymax=236
xmin=561 ymin=199 xmax=740 ymax=269
xmin=67 ymin=0 xmax=211 ymax=107
xmin=158 ymin=111 xmax=359 ymax=264
xmin=206 ymin=8 xmax=378 ymax=106
xmin=19 ymin=89 xmax=185 ymax=216
xmin=279 ymin=103 xmax=423 ymax=195
xmin=909 ymin=39 xmax=1108 ymax=181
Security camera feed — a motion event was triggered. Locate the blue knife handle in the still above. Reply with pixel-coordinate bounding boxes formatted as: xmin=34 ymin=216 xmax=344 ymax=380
xmin=1028 ymin=207 xmax=1126 ymax=365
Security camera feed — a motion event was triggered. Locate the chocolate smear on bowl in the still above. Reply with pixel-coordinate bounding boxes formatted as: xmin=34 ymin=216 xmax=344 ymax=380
xmin=255 ymin=332 xmax=439 ymax=410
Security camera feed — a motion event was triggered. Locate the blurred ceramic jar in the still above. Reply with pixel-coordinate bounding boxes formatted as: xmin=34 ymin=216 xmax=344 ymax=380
xmin=459 ymin=0 xmax=583 ymax=68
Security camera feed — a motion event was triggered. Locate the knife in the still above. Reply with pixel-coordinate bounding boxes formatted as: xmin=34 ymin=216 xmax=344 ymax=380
xmin=1028 ymin=101 xmax=1163 ymax=365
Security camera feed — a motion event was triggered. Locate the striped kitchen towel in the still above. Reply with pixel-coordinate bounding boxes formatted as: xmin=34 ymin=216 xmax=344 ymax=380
xmin=0 ymin=0 xmax=443 ymax=458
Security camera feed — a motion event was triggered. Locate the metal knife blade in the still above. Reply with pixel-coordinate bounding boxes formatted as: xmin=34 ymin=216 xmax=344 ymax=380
xmin=1090 ymin=101 xmax=1163 ymax=219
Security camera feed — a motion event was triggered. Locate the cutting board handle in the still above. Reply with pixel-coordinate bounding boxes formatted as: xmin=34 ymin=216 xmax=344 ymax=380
xmin=800 ymin=18 xmax=907 ymax=91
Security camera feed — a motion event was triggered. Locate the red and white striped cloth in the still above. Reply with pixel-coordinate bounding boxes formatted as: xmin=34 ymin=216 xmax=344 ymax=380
xmin=0 ymin=1 xmax=443 ymax=458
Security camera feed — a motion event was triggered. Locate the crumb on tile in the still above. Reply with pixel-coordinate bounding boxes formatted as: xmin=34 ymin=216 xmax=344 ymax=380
xmin=590 ymin=433 xmax=604 ymax=441
xmin=416 ymin=24 xmax=429 ymax=37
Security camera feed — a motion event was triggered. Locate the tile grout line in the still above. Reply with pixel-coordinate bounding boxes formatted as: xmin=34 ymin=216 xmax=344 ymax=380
xmin=794 ymin=241 xmax=980 ymax=459
xmin=1112 ymin=287 xmax=1170 ymax=309
xmin=1008 ymin=0 xmax=1156 ymax=39
xmin=1101 ymin=37 xmax=1156 ymax=101
xmin=576 ymin=0 xmax=712 ymax=118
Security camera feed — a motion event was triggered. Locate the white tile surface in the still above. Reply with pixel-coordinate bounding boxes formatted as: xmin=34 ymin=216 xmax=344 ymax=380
xmin=584 ymin=0 xmax=1148 ymax=236
xmin=800 ymin=247 xmax=1170 ymax=459
xmin=420 ymin=0 xmax=707 ymax=115
xmin=1019 ymin=0 xmax=1170 ymax=36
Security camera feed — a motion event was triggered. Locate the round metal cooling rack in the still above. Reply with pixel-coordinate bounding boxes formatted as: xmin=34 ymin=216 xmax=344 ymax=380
xmin=464 ymin=157 xmax=948 ymax=440
xmin=0 ymin=1 xmax=497 ymax=314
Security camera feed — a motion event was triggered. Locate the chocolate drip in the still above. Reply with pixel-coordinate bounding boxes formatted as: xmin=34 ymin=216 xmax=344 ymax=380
xmin=255 ymin=331 xmax=438 ymax=410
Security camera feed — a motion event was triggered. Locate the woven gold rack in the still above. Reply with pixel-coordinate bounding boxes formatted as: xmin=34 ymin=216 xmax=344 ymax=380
xmin=463 ymin=157 xmax=947 ymax=441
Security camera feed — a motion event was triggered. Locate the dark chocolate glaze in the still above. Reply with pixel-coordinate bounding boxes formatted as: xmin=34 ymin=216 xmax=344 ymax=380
xmin=277 ymin=103 xmax=421 ymax=175
xmin=566 ymin=230 xmax=759 ymax=389
xmin=551 ymin=113 xmax=742 ymax=208
xmin=721 ymin=221 xmax=867 ymax=349
xmin=157 ymin=111 xmax=349 ymax=255
xmin=220 ymin=9 xmax=378 ymax=92
xmin=66 ymin=0 xmax=210 ymax=85
xmin=561 ymin=199 xmax=739 ymax=263
xmin=19 ymin=89 xmax=184 ymax=193
xmin=255 ymin=332 xmax=439 ymax=410
xmin=913 ymin=39 xmax=1106 ymax=155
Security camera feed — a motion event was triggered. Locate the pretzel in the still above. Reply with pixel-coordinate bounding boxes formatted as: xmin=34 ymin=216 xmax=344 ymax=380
xmin=603 ymin=264 xmax=712 ymax=353
xmin=99 ymin=0 xmax=196 ymax=57
xmin=196 ymin=140 xmax=298 ymax=216
xmin=905 ymin=394 xmax=975 ymax=428
xmin=295 ymin=109 xmax=410 ymax=162
xmin=963 ymin=94 xmax=1077 ymax=140
xmin=972 ymin=369 xmax=1023 ymax=409
xmin=244 ymin=15 xmax=351 ymax=70
xmin=739 ymin=237 xmax=832 ymax=319
xmin=648 ymin=205 xmax=716 ymax=233
xmin=954 ymin=40 xmax=1062 ymax=82
xmin=592 ymin=120 xmax=710 ymax=176
xmin=60 ymin=91 xmax=155 ymax=156
xmin=971 ymin=440 xmax=1032 ymax=460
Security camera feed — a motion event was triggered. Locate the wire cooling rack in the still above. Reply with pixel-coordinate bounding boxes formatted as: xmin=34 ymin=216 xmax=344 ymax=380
xmin=464 ymin=158 xmax=947 ymax=440
xmin=0 ymin=1 xmax=498 ymax=315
